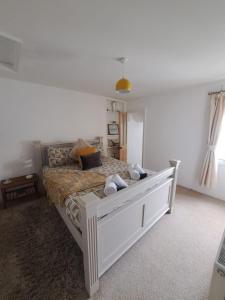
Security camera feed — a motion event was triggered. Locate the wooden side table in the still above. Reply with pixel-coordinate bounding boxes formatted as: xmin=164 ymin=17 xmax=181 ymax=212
xmin=0 ymin=174 xmax=39 ymax=209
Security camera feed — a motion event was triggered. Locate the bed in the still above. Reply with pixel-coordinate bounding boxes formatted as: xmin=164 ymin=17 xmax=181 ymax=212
xmin=39 ymin=137 xmax=181 ymax=296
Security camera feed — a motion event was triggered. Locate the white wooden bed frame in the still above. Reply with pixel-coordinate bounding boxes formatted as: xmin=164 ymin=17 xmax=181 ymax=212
xmin=39 ymin=138 xmax=180 ymax=297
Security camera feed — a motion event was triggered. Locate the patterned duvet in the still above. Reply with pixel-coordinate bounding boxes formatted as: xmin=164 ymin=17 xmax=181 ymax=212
xmin=43 ymin=156 xmax=151 ymax=229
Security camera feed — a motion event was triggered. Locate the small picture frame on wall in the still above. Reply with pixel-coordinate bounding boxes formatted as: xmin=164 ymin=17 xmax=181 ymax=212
xmin=108 ymin=123 xmax=119 ymax=135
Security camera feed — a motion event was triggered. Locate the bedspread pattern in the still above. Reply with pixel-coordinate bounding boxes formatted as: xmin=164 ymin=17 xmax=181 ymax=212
xmin=44 ymin=169 xmax=106 ymax=206
xmin=43 ymin=156 xmax=154 ymax=229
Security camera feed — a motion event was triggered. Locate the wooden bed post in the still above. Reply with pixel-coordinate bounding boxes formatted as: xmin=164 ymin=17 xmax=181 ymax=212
xmin=79 ymin=193 xmax=101 ymax=297
xmin=168 ymin=160 xmax=181 ymax=214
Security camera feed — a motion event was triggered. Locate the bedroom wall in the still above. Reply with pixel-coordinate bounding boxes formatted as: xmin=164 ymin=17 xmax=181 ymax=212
xmin=128 ymin=81 xmax=225 ymax=201
xmin=0 ymin=78 xmax=107 ymax=184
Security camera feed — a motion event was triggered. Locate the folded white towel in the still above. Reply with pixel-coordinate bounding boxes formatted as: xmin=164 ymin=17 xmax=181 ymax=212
xmin=134 ymin=163 xmax=145 ymax=174
xmin=104 ymin=175 xmax=117 ymax=196
xmin=112 ymin=174 xmax=128 ymax=188
xmin=128 ymin=166 xmax=140 ymax=180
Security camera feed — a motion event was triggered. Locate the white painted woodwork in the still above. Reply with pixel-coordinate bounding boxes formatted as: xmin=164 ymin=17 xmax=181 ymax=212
xmin=79 ymin=193 xmax=101 ymax=296
xmin=98 ymin=198 xmax=144 ymax=275
xmin=97 ymin=166 xmax=176 ymax=218
xmin=97 ymin=179 xmax=172 ymax=275
xmin=143 ymin=180 xmax=171 ymax=227
xmin=53 ymin=160 xmax=180 ymax=297
xmin=168 ymin=160 xmax=181 ymax=213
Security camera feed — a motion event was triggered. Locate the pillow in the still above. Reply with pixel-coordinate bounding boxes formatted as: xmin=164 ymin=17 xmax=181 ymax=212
xmin=76 ymin=146 xmax=97 ymax=167
xmin=76 ymin=146 xmax=97 ymax=157
xmin=80 ymin=151 xmax=102 ymax=170
xmin=48 ymin=146 xmax=74 ymax=168
xmin=70 ymin=139 xmax=91 ymax=161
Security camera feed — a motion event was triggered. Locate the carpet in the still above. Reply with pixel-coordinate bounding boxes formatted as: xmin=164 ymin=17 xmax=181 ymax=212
xmin=0 ymin=188 xmax=225 ymax=300
xmin=0 ymin=198 xmax=88 ymax=300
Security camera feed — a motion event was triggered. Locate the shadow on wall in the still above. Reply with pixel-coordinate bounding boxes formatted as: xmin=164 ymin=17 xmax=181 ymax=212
xmin=2 ymin=140 xmax=42 ymax=180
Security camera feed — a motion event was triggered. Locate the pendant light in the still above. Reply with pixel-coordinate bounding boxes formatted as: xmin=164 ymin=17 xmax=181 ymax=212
xmin=115 ymin=57 xmax=132 ymax=94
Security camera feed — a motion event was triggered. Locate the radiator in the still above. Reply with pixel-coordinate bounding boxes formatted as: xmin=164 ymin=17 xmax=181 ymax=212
xmin=209 ymin=230 xmax=225 ymax=300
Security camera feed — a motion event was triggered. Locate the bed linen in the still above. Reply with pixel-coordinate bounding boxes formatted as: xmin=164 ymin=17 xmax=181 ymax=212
xmin=43 ymin=169 xmax=106 ymax=206
xmin=43 ymin=156 xmax=153 ymax=229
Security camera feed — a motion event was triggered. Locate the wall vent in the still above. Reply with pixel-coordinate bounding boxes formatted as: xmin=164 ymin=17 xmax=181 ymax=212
xmin=0 ymin=33 xmax=22 ymax=72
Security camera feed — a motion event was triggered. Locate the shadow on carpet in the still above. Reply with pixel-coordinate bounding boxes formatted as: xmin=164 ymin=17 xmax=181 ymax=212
xmin=0 ymin=198 xmax=89 ymax=300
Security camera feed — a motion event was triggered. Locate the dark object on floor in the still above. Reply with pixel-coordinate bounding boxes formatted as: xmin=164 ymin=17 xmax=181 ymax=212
xmin=140 ymin=173 xmax=148 ymax=180
xmin=0 ymin=198 xmax=88 ymax=299
xmin=0 ymin=174 xmax=39 ymax=209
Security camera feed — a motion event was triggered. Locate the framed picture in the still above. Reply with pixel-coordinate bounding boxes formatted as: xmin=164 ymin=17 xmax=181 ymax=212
xmin=108 ymin=123 xmax=119 ymax=135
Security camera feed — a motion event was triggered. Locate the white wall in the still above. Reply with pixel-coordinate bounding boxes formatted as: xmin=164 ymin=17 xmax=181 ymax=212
xmin=128 ymin=81 xmax=225 ymax=201
xmin=0 ymin=78 xmax=107 ymax=182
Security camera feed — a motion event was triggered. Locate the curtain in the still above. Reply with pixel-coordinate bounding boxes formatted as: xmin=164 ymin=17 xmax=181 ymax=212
xmin=119 ymin=112 xmax=127 ymax=162
xmin=200 ymin=93 xmax=225 ymax=187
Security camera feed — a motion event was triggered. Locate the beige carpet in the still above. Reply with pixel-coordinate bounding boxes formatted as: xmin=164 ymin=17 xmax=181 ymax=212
xmin=0 ymin=188 xmax=225 ymax=300
xmin=92 ymin=187 xmax=225 ymax=300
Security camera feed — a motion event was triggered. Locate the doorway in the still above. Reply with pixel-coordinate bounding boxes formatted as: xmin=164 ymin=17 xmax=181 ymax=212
xmin=127 ymin=110 xmax=145 ymax=166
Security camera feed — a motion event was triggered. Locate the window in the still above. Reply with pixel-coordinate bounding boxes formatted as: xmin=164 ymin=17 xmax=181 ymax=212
xmin=216 ymin=114 xmax=225 ymax=160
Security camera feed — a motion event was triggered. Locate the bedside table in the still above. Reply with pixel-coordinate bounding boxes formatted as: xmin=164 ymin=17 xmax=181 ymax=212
xmin=0 ymin=174 xmax=39 ymax=209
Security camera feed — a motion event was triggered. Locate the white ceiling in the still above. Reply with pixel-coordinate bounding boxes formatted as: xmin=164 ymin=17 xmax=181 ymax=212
xmin=1 ymin=0 xmax=225 ymax=99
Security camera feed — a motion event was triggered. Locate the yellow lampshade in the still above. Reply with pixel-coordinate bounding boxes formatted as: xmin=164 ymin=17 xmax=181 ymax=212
xmin=115 ymin=78 xmax=132 ymax=93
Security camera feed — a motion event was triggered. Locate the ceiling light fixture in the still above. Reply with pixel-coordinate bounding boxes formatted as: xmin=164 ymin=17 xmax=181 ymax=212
xmin=115 ymin=57 xmax=132 ymax=94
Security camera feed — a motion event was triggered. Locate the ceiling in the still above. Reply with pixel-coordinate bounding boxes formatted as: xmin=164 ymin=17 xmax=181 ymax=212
xmin=1 ymin=0 xmax=225 ymax=100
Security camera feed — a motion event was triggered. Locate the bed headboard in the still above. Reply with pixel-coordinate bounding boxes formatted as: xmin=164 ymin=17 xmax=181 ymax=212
xmin=40 ymin=137 xmax=104 ymax=166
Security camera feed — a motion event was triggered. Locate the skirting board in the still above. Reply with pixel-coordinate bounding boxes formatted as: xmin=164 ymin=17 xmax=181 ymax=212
xmin=177 ymin=185 xmax=225 ymax=202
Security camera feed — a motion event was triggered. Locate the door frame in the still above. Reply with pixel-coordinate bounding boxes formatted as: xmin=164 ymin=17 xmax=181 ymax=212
xmin=127 ymin=108 xmax=147 ymax=167
xmin=142 ymin=108 xmax=148 ymax=167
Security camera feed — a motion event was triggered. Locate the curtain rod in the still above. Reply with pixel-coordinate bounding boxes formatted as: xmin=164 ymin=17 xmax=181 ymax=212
xmin=208 ymin=89 xmax=225 ymax=95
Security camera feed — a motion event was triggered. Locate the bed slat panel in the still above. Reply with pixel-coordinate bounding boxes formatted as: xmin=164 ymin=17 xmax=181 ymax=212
xmin=98 ymin=180 xmax=172 ymax=276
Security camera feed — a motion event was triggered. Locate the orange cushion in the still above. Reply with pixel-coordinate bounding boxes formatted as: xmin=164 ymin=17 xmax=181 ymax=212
xmin=76 ymin=146 xmax=97 ymax=157
xmin=71 ymin=139 xmax=91 ymax=162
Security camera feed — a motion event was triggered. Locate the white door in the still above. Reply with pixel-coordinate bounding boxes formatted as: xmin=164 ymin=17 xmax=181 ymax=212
xmin=127 ymin=111 xmax=145 ymax=166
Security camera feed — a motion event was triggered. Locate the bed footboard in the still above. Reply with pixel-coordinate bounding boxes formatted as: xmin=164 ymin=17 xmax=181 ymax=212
xmin=79 ymin=193 xmax=101 ymax=296
xmin=98 ymin=178 xmax=172 ymax=275
xmin=79 ymin=160 xmax=180 ymax=297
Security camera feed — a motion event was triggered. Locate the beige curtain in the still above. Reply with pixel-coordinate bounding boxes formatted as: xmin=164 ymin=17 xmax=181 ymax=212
xmin=119 ymin=112 xmax=127 ymax=162
xmin=200 ymin=93 xmax=225 ymax=187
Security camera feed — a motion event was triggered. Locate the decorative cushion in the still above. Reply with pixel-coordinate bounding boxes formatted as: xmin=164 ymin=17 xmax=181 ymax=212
xmin=70 ymin=139 xmax=91 ymax=161
xmin=80 ymin=151 xmax=102 ymax=170
xmin=76 ymin=146 xmax=97 ymax=167
xmin=76 ymin=146 xmax=97 ymax=157
xmin=48 ymin=146 xmax=74 ymax=168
